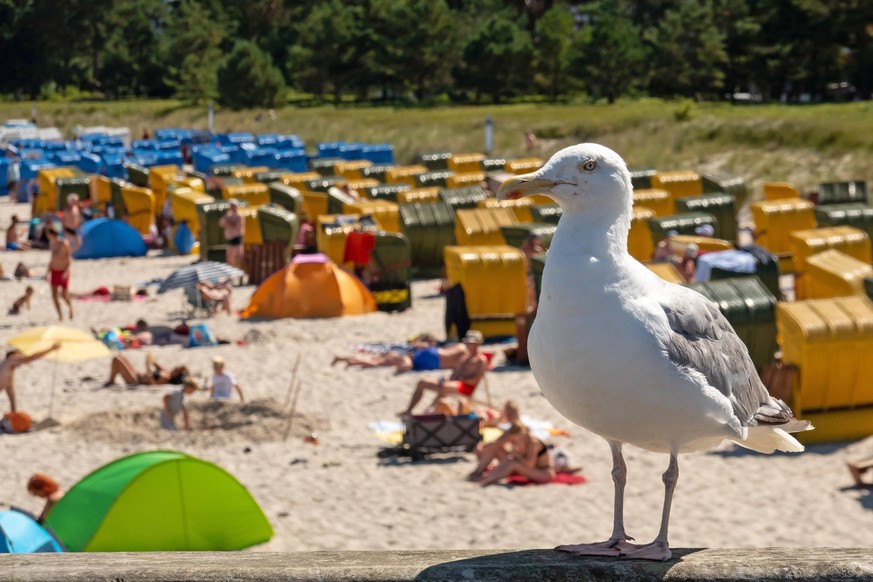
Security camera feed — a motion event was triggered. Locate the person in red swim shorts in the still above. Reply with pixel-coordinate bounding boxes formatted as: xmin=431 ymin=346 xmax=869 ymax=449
xmin=398 ymin=330 xmax=490 ymax=417
xmin=45 ymin=225 xmax=78 ymax=321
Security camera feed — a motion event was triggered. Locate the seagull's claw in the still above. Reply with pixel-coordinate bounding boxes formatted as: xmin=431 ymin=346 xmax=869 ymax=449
xmin=619 ymin=541 xmax=672 ymax=561
xmin=556 ymin=538 xmax=638 ymax=557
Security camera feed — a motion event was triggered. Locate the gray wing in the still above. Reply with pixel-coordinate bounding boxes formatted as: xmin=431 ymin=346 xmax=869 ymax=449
xmin=657 ymin=284 xmax=792 ymax=427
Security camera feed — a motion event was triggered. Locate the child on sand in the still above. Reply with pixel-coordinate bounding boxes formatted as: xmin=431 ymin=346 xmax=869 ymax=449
xmin=209 ymin=356 xmax=245 ymax=402
xmin=160 ymin=378 xmax=200 ymax=431
xmin=8 ymin=286 xmax=33 ymax=315
xmin=27 ymin=473 xmax=64 ymax=524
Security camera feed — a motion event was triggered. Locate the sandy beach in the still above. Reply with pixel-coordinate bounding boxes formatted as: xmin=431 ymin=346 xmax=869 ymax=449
xmin=1 ymin=197 xmax=872 ymax=553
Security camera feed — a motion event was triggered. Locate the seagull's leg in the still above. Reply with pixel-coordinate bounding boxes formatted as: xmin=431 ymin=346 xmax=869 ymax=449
xmin=621 ymin=452 xmax=678 ymax=562
xmin=557 ymin=440 xmax=637 ymax=556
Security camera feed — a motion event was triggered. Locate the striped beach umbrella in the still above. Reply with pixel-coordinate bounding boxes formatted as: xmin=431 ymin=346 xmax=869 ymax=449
xmin=157 ymin=261 xmax=244 ymax=294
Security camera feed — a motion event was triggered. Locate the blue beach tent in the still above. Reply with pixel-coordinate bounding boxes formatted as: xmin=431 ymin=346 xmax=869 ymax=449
xmin=73 ymin=219 xmax=147 ymax=260
xmin=0 ymin=510 xmax=63 ymax=553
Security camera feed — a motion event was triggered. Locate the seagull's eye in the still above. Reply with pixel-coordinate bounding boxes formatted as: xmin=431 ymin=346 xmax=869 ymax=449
xmin=579 ymin=160 xmax=597 ymax=172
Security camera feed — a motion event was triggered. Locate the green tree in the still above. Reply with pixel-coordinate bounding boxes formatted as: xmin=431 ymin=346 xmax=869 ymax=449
xmin=534 ymin=3 xmax=576 ymax=101
xmin=646 ymin=0 xmax=727 ymax=98
xmin=100 ymin=0 xmax=169 ymax=97
xmin=217 ymin=40 xmax=286 ymax=109
xmin=369 ymin=0 xmax=460 ymax=101
xmin=287 ymin=0 xmax=370 ymax=103
xmin=711 ymin=0 xmax=760 ymax=98
xmin=165 ymin=0 xmax=227 ymax=103
xmin=571 ymin=3 xmax=648 ymax=103
xmin=455 ymin=11 xmax=534 ymax=103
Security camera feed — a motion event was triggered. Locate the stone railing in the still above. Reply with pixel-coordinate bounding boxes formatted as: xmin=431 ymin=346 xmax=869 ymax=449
xmin=4 ymin=548 xmax=873 ymax=581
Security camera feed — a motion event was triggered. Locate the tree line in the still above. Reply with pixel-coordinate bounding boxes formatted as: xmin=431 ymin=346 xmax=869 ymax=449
xmin=1 ymin=0 xmax=871 ymax=109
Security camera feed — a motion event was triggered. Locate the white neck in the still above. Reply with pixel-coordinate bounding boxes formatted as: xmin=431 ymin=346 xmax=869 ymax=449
xmin=549 ymin=211 xmax=630 ymax=261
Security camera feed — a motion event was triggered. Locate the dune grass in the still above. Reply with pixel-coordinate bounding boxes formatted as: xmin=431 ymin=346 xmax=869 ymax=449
xmin=4 ymin=99 xmax=873 ymax=194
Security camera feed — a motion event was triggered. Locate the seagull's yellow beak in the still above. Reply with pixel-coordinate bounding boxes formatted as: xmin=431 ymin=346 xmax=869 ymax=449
xmin=496 ymin=172 xmax=554 ymax=201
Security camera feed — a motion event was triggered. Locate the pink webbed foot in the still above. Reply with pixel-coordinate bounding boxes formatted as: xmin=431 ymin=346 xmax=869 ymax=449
xmin=619 ymin=540 xmax=672 ymax=561
xmin=556 ymin=538 xmax=638 ymax=557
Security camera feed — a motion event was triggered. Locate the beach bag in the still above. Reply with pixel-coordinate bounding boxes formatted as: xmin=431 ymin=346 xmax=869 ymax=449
xmin=111 ymin=285 xmax=134 ymax=301
xmin=1 ymin=412 xmax=33 ymax=433
xmin=98 ymin=328 xmax=125 ymax=351
xmin=188 ymin=323 xmax=218 ymax=347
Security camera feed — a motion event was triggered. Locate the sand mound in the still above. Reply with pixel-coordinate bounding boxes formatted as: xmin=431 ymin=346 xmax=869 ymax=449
xmin=63 ymin=398 xmax=327 ymax=446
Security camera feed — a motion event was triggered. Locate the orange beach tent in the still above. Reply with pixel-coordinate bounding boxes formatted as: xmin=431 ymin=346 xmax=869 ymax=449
xmin=241 ymin=253 xmax=376 ymax=319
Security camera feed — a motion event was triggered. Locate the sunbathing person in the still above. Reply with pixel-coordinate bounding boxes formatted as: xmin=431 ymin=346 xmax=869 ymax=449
xmin=332 ymin=336 xmax=469 ymax=374
xmin=8 ymin=286 xmax=34 ymax=315
xmin=104 ymin=352 xmax=189 ymax=387
xmin=14 ymin=262 xmax=34 ymax=279
xmin=468 ymin=422 xmax=556 ymax=487
xmin=197 ymin=280 xmax=232 ymax=314
xmin=398 ymin=330 xmax=489 ymax=417
xmin=6 ymin=215 xmax=30 ymax=250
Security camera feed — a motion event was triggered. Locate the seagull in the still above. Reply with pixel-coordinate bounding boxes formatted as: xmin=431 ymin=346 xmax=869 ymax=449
xmin=497 ymin=143 xmax=811 ymax=561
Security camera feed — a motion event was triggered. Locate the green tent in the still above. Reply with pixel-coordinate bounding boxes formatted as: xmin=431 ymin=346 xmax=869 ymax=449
xmin=45 ymin=450 xmax=273 ymax=552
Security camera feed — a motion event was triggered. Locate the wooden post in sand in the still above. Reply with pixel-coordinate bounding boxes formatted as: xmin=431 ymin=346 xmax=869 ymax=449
xmin=283 ymin=354 xmax=302 ymax=408
xmin=282 ymin=380 xmax=303 ymax=442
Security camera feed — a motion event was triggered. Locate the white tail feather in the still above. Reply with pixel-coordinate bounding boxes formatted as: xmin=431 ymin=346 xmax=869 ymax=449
xmin=733 ymin=426 xmax=806 ymax=454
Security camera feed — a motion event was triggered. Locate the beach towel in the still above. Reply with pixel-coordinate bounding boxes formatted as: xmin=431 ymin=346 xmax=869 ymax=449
xmin=504 ymin=473 xmax=587 ymax=486
xmin=343 ymin=231 xmax=376 ymax=265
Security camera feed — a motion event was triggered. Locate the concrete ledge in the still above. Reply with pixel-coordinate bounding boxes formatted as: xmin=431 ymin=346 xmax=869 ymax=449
xmin=3 ymin=548 xmax=873 ymax=581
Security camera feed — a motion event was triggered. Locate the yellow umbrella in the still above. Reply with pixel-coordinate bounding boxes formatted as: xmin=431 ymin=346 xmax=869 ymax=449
xmin=8 ymin=326 xmax=111 ymax=362
xmin=8 ymin=326 xmax=111 ymax=421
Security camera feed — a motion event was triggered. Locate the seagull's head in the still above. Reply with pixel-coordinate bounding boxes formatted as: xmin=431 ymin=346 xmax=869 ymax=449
xmin=497 ymin=143 xmax=632 ymax=218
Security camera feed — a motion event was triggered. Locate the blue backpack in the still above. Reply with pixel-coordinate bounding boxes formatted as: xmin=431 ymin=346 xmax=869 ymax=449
xmin=188 ymin=323 xmax=218 ymax=347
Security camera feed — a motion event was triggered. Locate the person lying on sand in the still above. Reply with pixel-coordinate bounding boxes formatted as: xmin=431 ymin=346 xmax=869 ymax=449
xmin=331 ymin=334 xmax=470 ymax=374
xmin=14 ymin=262 xmax=34 ymax=280
xmin=8 ymin=286 xmax=34 ymax=315
xmin=104 ymin=353 xmax=189 ymax=387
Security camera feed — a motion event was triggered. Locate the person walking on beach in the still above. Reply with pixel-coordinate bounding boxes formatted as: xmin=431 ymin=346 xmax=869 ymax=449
xmin=1 ymin=343 xmax=60 ymax=413
xmin=45 ymin=225 xmax=78 ymax=321
xmin=219 ymin=199 xmax=245 ymax=269
xmin=61 ymin=194 xmax=82 ymax=243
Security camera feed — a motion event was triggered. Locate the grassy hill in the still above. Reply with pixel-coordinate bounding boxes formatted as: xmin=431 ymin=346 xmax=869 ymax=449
xmin=4 ymin=98 xmax=873 ymax=197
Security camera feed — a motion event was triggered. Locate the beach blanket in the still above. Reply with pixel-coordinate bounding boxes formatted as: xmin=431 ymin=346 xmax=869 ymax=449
xmin=75 ymin=294 xmax=147 ymax=303
xmin=504 ymin=473 xmax=587 ymax=486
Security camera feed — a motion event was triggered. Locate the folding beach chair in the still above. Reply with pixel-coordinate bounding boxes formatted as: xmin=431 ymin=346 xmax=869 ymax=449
xmin=401 ymin=413 xmax=482 ymax=460
xmin=182 ymin=285 xmax=218 ymax=319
